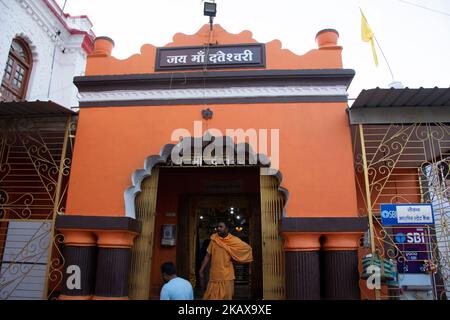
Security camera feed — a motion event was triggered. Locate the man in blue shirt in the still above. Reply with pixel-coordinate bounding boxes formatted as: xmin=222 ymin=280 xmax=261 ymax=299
xmin=160 ymin=262 xmax=194 ymax=300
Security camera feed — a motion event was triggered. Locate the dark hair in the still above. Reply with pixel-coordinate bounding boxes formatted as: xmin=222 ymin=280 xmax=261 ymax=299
xmin=161 ymin=262 xmax=177 ymax=276
xmin=217 ymin=220 xmax=230 ymax=228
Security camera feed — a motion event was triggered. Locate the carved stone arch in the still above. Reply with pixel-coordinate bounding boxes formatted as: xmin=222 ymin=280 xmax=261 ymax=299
xmin=124 ymin=135 xmax=289 ymax=219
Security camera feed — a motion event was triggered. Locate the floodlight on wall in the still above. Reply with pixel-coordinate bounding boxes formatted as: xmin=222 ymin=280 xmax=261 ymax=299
xmin=204 ymin=1 xmax=217 ymax=30
xmin=204 ymin=2 xmax=217 ymax=17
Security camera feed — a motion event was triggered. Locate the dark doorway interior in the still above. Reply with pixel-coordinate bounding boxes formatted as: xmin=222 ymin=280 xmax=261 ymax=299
xmin=191 ymin=194 xmax=259 ymax=300
xmin=153 ymin=166 xmax=262 ymax=300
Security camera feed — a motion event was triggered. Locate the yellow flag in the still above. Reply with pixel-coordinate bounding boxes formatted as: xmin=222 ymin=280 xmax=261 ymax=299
xmin=360 ymin=9 xmax=378 ymax=66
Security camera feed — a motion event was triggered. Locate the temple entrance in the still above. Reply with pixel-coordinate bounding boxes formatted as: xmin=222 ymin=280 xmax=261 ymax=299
xmin=127 ymin=141 xmax=286 ymax=300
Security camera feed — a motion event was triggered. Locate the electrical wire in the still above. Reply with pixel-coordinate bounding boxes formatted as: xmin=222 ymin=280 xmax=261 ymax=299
xmin=201 ymin=21 xmax=214 ymax=131
xmin=398 ymin=0 xmax=450 ymax=17
xmin=47 ymin=0 xmax=68 ymax=99
xmin=47 ymin=36 xmax=61 ymax=100
xmin=61 ymin=0 xmax=68 ymax=13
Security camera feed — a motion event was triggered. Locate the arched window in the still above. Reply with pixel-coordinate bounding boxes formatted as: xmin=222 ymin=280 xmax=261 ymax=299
xmin=1 ymin=38 xmax=32 ymax=102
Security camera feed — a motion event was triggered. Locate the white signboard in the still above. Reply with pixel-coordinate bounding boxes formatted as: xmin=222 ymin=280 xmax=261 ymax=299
xmin=381 ymin=204 xmax=435 ymax=226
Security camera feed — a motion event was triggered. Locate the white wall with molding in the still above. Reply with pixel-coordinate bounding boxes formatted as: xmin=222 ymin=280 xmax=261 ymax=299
xmin=0 ymin=0 xmax=94 ymax=108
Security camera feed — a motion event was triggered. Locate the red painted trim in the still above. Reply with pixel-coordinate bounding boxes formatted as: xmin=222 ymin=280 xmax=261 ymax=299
xmin=82 ymin=36 xmax=94 ymax=55
xmin=42 ymin=0 xmax=95 ymax=54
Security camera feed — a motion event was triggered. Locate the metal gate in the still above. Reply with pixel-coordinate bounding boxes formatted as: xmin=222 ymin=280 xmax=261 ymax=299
xmin=353 ymin=123 xmax=450 ymax=300
xmin=0 ymin=115 xmax=75 ymax=300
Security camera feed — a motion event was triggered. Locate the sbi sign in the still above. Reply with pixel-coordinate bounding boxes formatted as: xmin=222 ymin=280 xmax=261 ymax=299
xmin=395 ymin=230 xmax=426 ymax=244
xmin=380 ymin=204 xmax=434 ymax=226
xmin=394 ymin=227 xmax=429 ymax=274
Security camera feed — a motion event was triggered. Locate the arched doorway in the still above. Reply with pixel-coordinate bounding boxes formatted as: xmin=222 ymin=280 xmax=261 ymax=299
xmin=126 ymin=137 xmax=287 ymax=300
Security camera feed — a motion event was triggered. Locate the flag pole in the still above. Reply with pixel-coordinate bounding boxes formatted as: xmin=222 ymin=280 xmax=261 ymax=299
xmin=373 ymin=36 xmax=395 ymax=81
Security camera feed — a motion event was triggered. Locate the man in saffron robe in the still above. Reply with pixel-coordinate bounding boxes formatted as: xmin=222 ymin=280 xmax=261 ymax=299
xmin=199 ymin=221 xmax=253 ymax=300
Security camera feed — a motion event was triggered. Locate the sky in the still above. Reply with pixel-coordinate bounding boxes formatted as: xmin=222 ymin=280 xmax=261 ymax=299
xmin=58 ymin=0 xmax=450 ymax=99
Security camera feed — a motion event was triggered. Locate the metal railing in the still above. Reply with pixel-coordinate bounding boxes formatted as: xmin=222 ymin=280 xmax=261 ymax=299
xmin=0 ymin=115 xmax=75 ymax=300
xmin=353 ymin=123 xmax=450 ymax=300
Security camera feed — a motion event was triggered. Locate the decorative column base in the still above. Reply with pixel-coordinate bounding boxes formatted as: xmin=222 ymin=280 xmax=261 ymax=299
xmin=92 ymin=230 xmax=138 ymax=300
xmin=59 ymin=231 xmax=97 ymax=300
xmin=56 ymin=215 xmax=141 ymax=300
xmin=286 ymin=250 xmax=321 ymax=299
xmin=321 ymin=250 xmax=360 ymax=300
xmin=321 ymin=233 xmax=362 ymax=300
xmin=94 ymin=247 xmax=132 ymax=299
xmin=282 ymin=232 xmax=321 ymax=300
xmin=281 ymin=217 xmax=367 ymax=300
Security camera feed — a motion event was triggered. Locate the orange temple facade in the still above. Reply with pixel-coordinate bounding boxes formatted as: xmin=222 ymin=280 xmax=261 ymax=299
xmin=55 ymin=24 xmax=368 ymax=300
xmin=2 ymin=4 xmax=449 ymax=303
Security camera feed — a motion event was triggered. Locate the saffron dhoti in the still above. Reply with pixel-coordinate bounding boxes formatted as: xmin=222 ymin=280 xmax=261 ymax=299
xmin=203 ymin=280 xmax=234 ymax=300
xmin=203 ymin=233 xmax=253 ymax=300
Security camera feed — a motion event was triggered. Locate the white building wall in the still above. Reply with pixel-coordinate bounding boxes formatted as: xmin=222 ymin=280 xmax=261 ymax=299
xmin=0 ymin=0 xmax=94 ymax=108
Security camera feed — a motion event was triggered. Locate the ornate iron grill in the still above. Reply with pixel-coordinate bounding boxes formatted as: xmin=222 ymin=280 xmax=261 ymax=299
xmin=353 ymin=123 xmax=450 ymax=300
xmin=0 ymin=116 xmax=75 ymax=300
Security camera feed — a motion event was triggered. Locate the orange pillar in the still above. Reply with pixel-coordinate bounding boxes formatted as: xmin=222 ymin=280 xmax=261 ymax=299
xmin=56 ymin=215 xmax=140 ymax=300
xmin=58 ymin=230 xmax=97 ymax=300
xmin=283 ymin=232 xmax=321 ymax=299
xmin=321 ymin=233 xmax=362 ymax=300
xmin=281 ymin=217 xmax=367 ymax=300
xmin=92 ymin=231 xmax=138 ymax=300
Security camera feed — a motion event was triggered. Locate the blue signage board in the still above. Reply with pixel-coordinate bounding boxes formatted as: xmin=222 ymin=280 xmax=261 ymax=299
xmin=380 ymin=204 xmax=434 ymax=226
xmin=394 ymin=227 xmax=430 ymax=274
